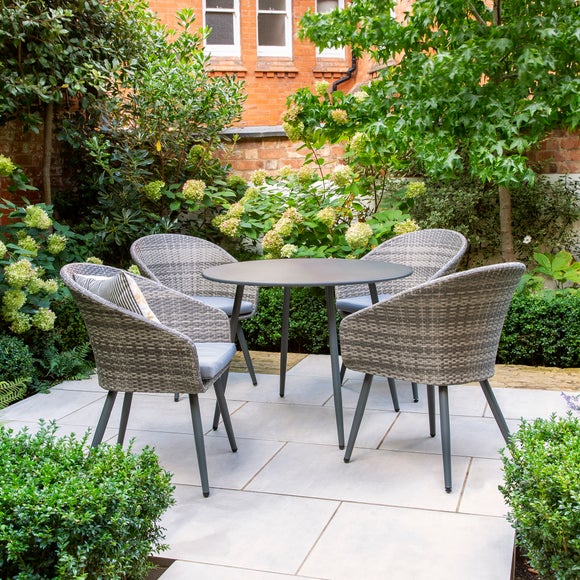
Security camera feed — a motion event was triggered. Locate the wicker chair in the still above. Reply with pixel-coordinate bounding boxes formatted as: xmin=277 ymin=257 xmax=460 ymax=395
xmin=340 ymin=262 xmax=525 ymax=493
xmin=336 ymin=228 xmax=468 ymax=408
xmin=130 ymin=234 xmax=259 ymax=387
xmin=60 ymin=262 xmax=238 ymax=498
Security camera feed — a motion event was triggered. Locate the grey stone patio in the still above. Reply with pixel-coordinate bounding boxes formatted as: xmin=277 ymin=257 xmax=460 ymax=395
xmin=0 ymin=354 xmax=573 ymax=579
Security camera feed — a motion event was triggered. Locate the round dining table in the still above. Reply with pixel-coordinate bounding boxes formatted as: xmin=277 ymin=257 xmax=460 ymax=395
xmin=203 ymin=257 xmax=413 ymax=449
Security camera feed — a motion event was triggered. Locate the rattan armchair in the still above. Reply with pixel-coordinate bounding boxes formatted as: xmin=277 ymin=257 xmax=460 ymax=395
xmin=336 ymin=228 xmax=468 ymax=408
xmin=131 ymin=234 xmax=259 ymax=386
xmin=340 ymin=262 xmax=525 ymax=493
xmin=60 ymin=262 xmax=238 ymax=498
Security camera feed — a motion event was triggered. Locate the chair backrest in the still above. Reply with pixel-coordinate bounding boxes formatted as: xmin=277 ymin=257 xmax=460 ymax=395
xmin=60 ymin=262 xmax=217 ymax=394
xmin=336 ymin=229 xmax=468 ymax=299
xmin=130 ymin=234 xmax=258 ymax=305
xmin=340 ymin=262 xmax=525 ymax=386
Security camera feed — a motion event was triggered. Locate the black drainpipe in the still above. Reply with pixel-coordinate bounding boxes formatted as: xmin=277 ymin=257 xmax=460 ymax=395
xmin=332 ymin=54 xmax=358 ymax=92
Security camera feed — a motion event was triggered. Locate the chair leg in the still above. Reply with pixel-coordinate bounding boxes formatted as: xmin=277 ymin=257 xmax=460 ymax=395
xmin=214 ymin=375 xmax=237 ymax=452
xmin=91 ymin=391 xmax=117 ymax=447
xmin=188 ymin=394 xmax=210 ymax=498
xmin=480 ymin=379 xmax=511 ymax=443
xmin=237 ymin=325 xmax=258 ymax=386
xmin=174 ymin=393 xmax=180 ymax=402
xmin=427 ymin=385 xmax=436 ymax=437
xmin=412 ymin=382 xmax=419 ymax=403
xmin=117 ymin=392 xmax=133 ymax=446
xmin=438 ymin=385 xmax=452 ymax=493
xmin=387 ymin=377 xmax=400 ymax=412
xmin=339 ymin=361 xmax=347 ymax=384
xmin=212 ymin=369 xmax=229 ymax=430
xmin=344 ymin=373 xmax=374 ymax=463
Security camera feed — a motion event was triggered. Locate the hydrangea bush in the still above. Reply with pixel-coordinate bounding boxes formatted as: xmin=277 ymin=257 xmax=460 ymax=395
xmin=212 ymin=166 xmax=416 ymax=259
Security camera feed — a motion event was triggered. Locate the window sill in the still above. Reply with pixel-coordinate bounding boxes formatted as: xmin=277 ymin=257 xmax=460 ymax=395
xmin=255 ymin=59 xmax=299 ymax=78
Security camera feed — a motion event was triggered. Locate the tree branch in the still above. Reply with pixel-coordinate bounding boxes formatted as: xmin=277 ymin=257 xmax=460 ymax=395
xmin=468 ymin=3 xmax=486 ymax=26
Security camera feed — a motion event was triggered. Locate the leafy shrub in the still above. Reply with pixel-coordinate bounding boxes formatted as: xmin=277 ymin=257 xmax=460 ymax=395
xmin=243 ymin=287 xmax=334 ymax=354
xmin=498 ymin=293 xmax=580 ymax=367
xmin=213 ymin=167 xmax=414 ymax=260
xmin=410 ymin=175 xmax=579 ymax=266
xmin=500 ymin=413 xmax=580 ymax=579
xmin=0 ymin=378 xmax=28 ymax=410
xmin=0 ymin=334 xmax=35 ymax=383
xmin=0 ymin=422 xmax=175 ymax=580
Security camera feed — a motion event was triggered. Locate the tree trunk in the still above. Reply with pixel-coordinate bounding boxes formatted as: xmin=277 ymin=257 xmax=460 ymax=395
xmin=498 ymin=184 xmax=514 ymax=262
xmin=42 ymin=102 xmax=53 ymax=206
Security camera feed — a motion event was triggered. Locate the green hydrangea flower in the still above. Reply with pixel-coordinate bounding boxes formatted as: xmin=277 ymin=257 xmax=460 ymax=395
xmin=345 ymin=222 xmax=373 ymax=250
xmin=317 ymin=207 xmax=337 ymax=228
xmin=32 ymin=307 xmax=56 ymax=331
xmin=281 ymin=102 xmax=302 ymax=123
xmin=17 ymin=234 xmax=39 ymax=256
xmin=182 ymin=179 xmax=206 ymax=202
xmin=330 ymin=164 xmax=355 ymax=187
xmin=280 ymin=244 xmax=298 ymax=258
xmin=4 ymin=260 xmax=36 ymax=288
xmin=282 ymin=207 xmax=303 ymax=224
xmin=0 ymin=154 xmax=17 ymax=177
xmin=283 ymin=121 xmax=304 ymax=142
xmin=47 ymin=233 xmax=67 ymax=255
xmin=330 ymin=108 xmax=348 ymax=125
xmin=218 ymin=217 xmax=241 ymax=238
xmin=297 ymin=166 xmax=315 ymax=184
xmin=144 ymin=180 xmax=165 ymax=202
xmin=349 ymin=132 xmax=368 ymax=156
xmin=274 ymin=216 xmax=294 ymax=238
xmin=250 ymin=170 xmax=267 ymax=186
xmin=315 ymin=80 xmax=330 ymax=97
xmin=2 ymin=288 xmax=26 ymax=311
xmin=241 ymin=187 xmax=260 ymax=202
xmin=262 ymin=230 xmax=284 ymax=254
xmin=86 ymin=256 xmax=103 ymax=264
xmin=278 ymin=165 xmax=293 ymax=179
xmin=406 ymin=181 xmax=426 ymax=198
xmin=9 ymin=311 xmax=32 ymax=334
xmin=0 ymin=241 xmax=7 ymax=259
xmin=226 ymin=202 xmax=245 ymax=219
xmin=393 ymin=219 xmax=420 ymax=235
xmin=23 ymin=206 xmax=52 ymax=230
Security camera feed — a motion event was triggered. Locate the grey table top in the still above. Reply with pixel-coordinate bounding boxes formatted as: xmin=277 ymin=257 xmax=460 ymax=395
xmin=202 ymin=257 xmax=412 ymax=288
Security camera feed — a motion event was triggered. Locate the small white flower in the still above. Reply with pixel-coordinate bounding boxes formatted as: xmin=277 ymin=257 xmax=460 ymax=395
xmin=522 ymin=235 xmax=532 ymax=244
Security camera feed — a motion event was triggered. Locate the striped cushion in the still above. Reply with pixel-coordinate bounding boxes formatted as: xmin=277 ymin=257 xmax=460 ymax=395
xmin=74 ymin=272 xmax=159 ymax=323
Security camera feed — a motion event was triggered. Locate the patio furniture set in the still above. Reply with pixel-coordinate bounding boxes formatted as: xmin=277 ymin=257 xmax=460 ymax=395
xmin=60 ymin=229 xmax=524 ymax=498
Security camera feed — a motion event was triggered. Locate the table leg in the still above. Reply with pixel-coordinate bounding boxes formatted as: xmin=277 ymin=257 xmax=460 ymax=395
xmin=230 ymin=285 xmax=245 ymax=341
xmin=325 ymin=285 xmax=345 ymax=449
xmin=368 ymin=282 xmax=379 ymax=304
xmin=279 ymin=286 xmax=291 ymax=397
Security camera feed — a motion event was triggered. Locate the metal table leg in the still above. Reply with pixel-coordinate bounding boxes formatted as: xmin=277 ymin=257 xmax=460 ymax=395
xmin=279 ymin=286 xmax=291 ymax=397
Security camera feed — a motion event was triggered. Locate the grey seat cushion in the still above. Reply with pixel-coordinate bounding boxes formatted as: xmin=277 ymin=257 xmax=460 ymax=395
xmin=195 ymin=342 xmax=237 ymax=379
xmin=191 ymin=295 xmax=254 ymax=316
xmin=336 ymin=293 xmax=392 ymax=314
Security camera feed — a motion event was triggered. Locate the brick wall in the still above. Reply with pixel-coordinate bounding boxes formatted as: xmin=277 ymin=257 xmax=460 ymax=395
xmin=527 ymin=130 xmax=580 ymax=175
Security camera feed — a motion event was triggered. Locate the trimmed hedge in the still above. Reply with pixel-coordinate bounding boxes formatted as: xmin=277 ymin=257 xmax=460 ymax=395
xmin=245 ymin=288 xmax=580 ymax=369
xmin=498 ymin=293 xmax=580 ymax=367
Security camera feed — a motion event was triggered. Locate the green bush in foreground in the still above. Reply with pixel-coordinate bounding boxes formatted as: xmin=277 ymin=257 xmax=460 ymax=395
xmin=500 ymin=413 xmax=580 ymax=579
xmin=0 ymin=422 xmax=175 ymax=580
xmin=498 ymin=293 xmax=580 ymax=367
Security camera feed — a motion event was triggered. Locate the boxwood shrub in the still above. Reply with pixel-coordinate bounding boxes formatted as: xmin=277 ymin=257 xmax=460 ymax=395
xmin=498 ymin=293 xmax=580 ymax=367
xmin=500 ymin=413 xmax=580 ymax=579
xmin=0 ymin=422 xmax=175 ymax=580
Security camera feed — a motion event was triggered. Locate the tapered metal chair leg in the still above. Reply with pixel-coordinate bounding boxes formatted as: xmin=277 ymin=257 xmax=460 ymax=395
xmin=237 ymin=326 xmax=257 ymax=386
xmin=412 ymin=382 xmax=419 ymax=402
xmin=117 ymin=392 xmax=133 ymax=446
xmin=188 ymin=394 xmax=210 ymax=498
xmin=438 ymin=385 xmax=452 ymax=493
xmin=344 ymin=373 xmax=374 ymax=463
xmin=480 ymin=379 xmax=511 ymax=443
xmin=387 ymin=377 xmax=400 ymax=412
xmin=339 ymin=361 xmax=347 ymax=383
xmin=214 ymin=376 xmax=237 ymax=452
xmin=427 ymin=385 xmax=436 ymax=437
xmin=91 ymin=391 xmax=117 ymax=447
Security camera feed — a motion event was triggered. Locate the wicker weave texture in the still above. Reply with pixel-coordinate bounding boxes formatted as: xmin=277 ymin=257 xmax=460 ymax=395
xmin=340 ymin=263 xmax=525 ymax=386
xmin=130 ymin=234 xmax=258 ymax=308
xmin=61 ymin=263 xmax=232 ymax=394
xmin=335 ymin=229 xmax=467 ymax=300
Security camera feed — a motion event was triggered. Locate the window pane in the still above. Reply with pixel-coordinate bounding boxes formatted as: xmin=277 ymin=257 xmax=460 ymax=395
xmin=206 ymin=13 xmax=234 ymax=45
xmin=258 ymin=13 xmax=285 ymax=46
xmin=317 ymin=0 xmax=338 ymax=13
xmin=259 ymin=0 xmax=286 ymax=11
xmin=207 ymin=0 xmax=234 ymax=8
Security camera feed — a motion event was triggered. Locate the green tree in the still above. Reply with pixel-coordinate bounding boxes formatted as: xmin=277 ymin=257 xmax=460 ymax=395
xmin=293 ymin=0 xmax=580 ymax=260
xmin=0 ymin=0 xmax=152 ymax=204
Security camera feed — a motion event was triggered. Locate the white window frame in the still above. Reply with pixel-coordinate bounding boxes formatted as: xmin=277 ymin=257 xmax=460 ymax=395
xmin=257 ymin=0 xmax=292 ymax=58
xmin=316 ymin=0 xmax=345 ymax=59
xmin=204 ymin=0 xmax=241 ymax=58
